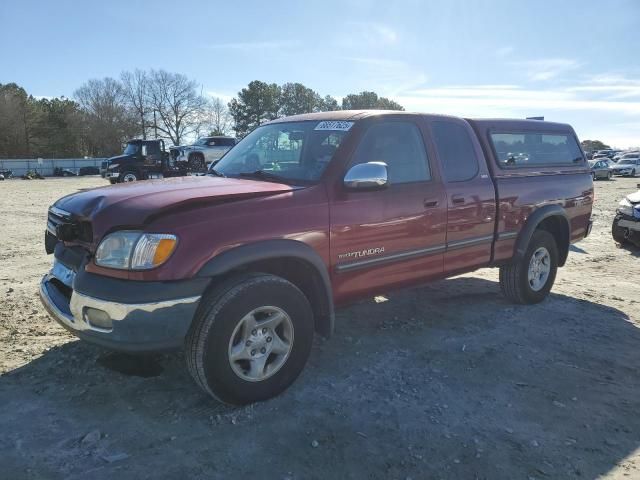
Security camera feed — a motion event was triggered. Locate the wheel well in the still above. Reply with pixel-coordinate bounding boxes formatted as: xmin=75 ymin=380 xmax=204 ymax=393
xmin=213 ymin=257 xmax=333 ymax=337
xmin=536 ymin=216 xmax=570 ymax=266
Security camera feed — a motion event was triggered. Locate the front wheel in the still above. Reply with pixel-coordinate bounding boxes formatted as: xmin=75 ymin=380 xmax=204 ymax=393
xmin=612 ymin=217 xmax=628 ymax=245
xmin=120 ymin=171 xmax=138 ymax=182
xmin=499 ymin=230 xmax=558 ymax=304
xmin=608 ymin=170 xmax=612 ymax=180
xmin=185 ymin=273 xmax=314 ymax=405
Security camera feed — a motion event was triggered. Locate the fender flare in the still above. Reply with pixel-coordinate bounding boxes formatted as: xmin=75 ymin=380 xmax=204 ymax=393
xmin=514 ymin=204 xmax=570 ymax=266
xmin=197 ymin=239 xmax=335 ymax=336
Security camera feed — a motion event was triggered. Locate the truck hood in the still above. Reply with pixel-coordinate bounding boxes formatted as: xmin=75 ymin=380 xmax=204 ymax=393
xmin=54 ymin=175 xmax=299 ymax=237
xmin=107 ymin=154 xmax=135 ymax=163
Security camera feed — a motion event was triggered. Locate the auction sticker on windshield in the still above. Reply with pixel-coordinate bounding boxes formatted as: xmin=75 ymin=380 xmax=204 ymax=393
xmin=314 ymin=121 xmax=354 ymax=131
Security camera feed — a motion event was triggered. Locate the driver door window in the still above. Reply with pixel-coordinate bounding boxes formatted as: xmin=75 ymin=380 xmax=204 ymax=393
xmin=350 ymin=122 xmax=431 ymax=183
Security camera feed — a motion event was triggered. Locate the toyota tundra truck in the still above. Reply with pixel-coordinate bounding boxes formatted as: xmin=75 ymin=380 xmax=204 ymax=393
xmin=39 ymin=111 xmax=593 ymax=405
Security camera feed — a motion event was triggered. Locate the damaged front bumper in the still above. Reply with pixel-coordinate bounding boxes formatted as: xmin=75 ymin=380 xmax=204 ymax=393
xmin=39 ymin=254 xmax=207 ymax=352
xmin=617 ymin=218 xmax=640 ymax=232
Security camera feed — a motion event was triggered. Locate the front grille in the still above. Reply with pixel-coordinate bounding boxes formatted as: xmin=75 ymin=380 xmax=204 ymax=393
xmin=47 ymin=207 xmax=71 ymax=236
xmin=46 ymin=207 xmax=93 ymax=244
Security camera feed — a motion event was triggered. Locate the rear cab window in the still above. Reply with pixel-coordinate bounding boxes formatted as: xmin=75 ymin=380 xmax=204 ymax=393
xmin=490 ymin=132 xmax=584 ymax=168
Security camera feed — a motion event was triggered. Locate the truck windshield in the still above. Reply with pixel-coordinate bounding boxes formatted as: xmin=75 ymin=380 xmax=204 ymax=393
xmin=213 ymin=121 xmax=352 ymax=183
xmin=123 ymin=143 xmax=139 ymax=155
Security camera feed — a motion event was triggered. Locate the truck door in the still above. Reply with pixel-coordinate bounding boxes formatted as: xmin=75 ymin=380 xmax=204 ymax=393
xmin=144 ymin=142 xmax=162 ymax=167
xmin=430 ymin=119 xmax=496 ymax=273
xmin=330 ymin=119 xmax=447 ymax=302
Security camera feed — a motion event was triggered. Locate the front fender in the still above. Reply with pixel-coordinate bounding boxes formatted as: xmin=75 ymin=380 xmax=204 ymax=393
xmin=197 ymin=239 xmax=335 ymax=336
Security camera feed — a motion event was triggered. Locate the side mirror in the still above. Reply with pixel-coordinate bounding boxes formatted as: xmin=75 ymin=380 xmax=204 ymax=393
xmin=343 ymin=162 xmax=388 ymax=190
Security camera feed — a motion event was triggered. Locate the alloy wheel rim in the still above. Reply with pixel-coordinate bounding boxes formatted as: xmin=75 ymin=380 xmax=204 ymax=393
xmin=227 ymin=306 xmax=294 ymax=382
xmin=528 ymin=247 xmax=551 ymax=292
xmin=123 ymin=173 xmax=136 ymax=182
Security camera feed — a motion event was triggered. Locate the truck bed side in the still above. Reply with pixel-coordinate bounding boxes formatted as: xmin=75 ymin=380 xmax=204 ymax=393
xmin=467 ymin=119 xmax=593 ymax=264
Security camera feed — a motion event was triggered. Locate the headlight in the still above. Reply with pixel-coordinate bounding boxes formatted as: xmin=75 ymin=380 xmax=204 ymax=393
xmin=95 ymin=231 xmax=177 ymax=270
xmin=618 ymin=198 xmax=634 ymax=217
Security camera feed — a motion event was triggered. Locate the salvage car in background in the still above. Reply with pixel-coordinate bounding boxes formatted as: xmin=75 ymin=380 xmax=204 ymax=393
xmin=613 ymin=188 xmax=640 ymax=246
xmin=589 ymin=159 xmax=613 ymax=180
xmin=610 ymin=157 xmax=640 ymax=177
xmin=174 ymin=136 xmax=236 ymax=168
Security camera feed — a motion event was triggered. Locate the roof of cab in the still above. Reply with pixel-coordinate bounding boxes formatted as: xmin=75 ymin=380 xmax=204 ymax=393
xmin=266 ymin=110 xmax=403 ymax=123
xmin=466 ymin=118 xmax=574 ymax=133
xmin=267 ymin=110 xmax=575 ymax=133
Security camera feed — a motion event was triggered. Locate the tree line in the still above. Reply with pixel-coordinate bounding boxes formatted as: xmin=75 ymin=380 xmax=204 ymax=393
xmin=0 ymin=73 xmax=404 ymax=159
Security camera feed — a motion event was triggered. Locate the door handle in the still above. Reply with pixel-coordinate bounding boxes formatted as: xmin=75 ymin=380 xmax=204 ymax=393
xmin=424 ymin=199 xmax=439 ymax=208
xmin=451 ymin=195 xmax=465 ymax=205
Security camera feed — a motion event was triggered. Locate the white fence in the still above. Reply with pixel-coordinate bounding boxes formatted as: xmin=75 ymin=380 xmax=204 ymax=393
xmin=0 ymin=158 xmax=108 ymax=177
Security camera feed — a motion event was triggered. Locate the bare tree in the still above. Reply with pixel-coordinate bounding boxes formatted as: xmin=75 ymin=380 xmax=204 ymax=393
xmin=147 ymin=70 xmax=206 ymax=145
xmin=207 ymin=97 xmax=231 ymax=135
xmin=74 ymin=77 xmax=138 ymax=156
xmin=121 ymin=69 xmax=149 ymax=139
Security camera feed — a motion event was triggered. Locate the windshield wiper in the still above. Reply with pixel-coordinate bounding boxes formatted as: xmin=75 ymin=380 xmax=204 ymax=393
xmin=238 ymin=170 xmax=288 ymax=182
xmin=208 ymin=168 xmax=225 ymax=177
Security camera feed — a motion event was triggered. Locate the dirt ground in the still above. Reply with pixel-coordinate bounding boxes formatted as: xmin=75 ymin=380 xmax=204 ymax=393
xmin=1 ymin=175 xmax=639 ymax=480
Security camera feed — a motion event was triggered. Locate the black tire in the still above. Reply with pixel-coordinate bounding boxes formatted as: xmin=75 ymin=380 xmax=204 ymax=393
xmin=633 ymin=169 xmax=637 ymax=177
xmin=188 ymin=154 xmax=205 ymax=171
xmin=608 ymin=171 xmax=612 ymax=180
xmin=499 ymin=230 xmax=558 ymax=304
xmin=591 ymin=172 xmax=596 ymax=181
xmin=119 ymin=171 xmax=138 ymax=182
xmin=108 ymin=178 xmax=117 ymax=185
xmin=612 ymin=217 xmax=627 ymax=245
xmin=186 ymin=273 xmax=314 ymax=405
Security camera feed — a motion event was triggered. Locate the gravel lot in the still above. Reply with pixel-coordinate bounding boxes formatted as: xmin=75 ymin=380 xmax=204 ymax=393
xmin=1 ymin=175 xmax=639 ymax=479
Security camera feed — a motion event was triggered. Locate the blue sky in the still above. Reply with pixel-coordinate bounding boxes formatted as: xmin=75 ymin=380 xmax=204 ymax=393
xmin=1 ymin=0 xmax=640 ymax=147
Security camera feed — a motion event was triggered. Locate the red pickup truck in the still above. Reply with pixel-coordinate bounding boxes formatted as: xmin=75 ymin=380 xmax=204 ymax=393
xmin=40 ymin=111 xmax=593 ymax=405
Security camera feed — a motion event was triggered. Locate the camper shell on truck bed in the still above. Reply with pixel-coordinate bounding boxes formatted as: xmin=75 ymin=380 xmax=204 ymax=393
xmin=40 ymin=110 xmax=593 ymax=405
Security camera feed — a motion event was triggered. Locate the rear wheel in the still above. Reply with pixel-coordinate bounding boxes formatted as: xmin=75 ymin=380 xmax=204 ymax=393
xmin=186 ymin=273 xmax=314 ymax=405
xmin=499 ymin=230 xmax=558 ymax=304
xmin=591 ymin=172 xmax=596 ymax=181
xmin=607 ymin=170 xmax=612 ymax=180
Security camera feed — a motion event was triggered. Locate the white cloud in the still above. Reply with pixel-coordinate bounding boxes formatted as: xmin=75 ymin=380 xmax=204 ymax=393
xmin=511 ymin=58 xmax=582 ymax=81
xmin=398 ymin=85 xmax=640 ymax=115
xmin=393 ymin=83 xmax=640 ymax=148
xmin=205 ymin=90 xmax=235 ymax=104
xmin=567 ymin=74 xmax=640 ymax=99
xmin=341 ymin=22 xmax=399 ymax=47
xmin=338 ymin=56 xmax=427 ymax=97
xmin=205 ymin=41 xmax=296 ymax=51
xmin=495 ymin=46 xmax=514 ymax=57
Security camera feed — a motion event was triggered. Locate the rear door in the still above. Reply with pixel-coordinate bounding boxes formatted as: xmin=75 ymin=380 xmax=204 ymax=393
xmin=430 ymin=119 xmax=497 ymax=273
xmin=330 ymin=118 xmax=447 ymax=302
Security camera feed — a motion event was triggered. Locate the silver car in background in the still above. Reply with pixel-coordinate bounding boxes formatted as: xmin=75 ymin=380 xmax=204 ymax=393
xmin=611 ymin=157 xmax=640 ymax=177
xmin=589 ymin=159 xmax=613 ymax=180
xmin=174 ymin=136 xmax=236 ymax=169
